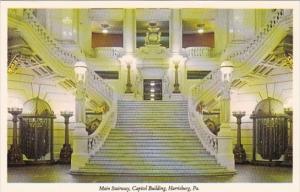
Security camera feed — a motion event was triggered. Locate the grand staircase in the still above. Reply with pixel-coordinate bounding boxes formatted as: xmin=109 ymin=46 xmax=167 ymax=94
xmin=72 ymin=100 xmax=234 ymax=176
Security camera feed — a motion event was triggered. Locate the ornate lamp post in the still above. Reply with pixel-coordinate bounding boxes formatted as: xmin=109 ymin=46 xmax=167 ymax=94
xmin=284 ymin=108 xmax=293 ymax=165
xmin=71 ymin=61 xmax=89 ymax=171
xmin=59 ymin=111 xmax=73 ymax=164
xmin=232 ymin=111 xmax=247 ymax=164
xmin=124 ymin=55 xmax=134 ymax=94
xmin=7 ymin=107 xmax=24 ymax=165
xmin=171 ymin=55 xmax=182 ymax=93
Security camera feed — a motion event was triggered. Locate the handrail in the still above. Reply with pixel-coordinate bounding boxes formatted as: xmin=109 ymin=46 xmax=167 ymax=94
xmin=188 ymin=101 xmax=218 ymax=156
xmin=87 ymin=109 xmax=117 ymax=156
xmin=191 ymin=9 xmax=292 ymax=105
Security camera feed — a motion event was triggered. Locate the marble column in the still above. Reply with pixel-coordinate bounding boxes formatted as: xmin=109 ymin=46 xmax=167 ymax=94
xmin=71 ymin=61 xmax=88 ymax=171
xmin=123 ymin=9 xmax=136 ymax=55
xmin=229 ymin=9 xmax=256 ymax=41
xmin=170 ymin=9 xmax=182 ymax=55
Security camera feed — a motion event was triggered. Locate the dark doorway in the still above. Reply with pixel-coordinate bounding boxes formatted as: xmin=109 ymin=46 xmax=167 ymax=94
xmin=143 ymin=79 xmax=162 ymax=100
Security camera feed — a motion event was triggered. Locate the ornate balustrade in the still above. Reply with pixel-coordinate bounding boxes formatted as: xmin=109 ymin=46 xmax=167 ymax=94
xmin=225 ymin=9 xmax=292 ymax=61
xmin=191 ymin=9 xmax=292 ymax=106
xmin=188 ymin=102 xmax=218 ymax=156
xmin=88 ymin=110 xmax=117 ymax=156
xmin=185 ymin=47 xmax=213 ymax=58
xmin=95 ymin=47 xmax=124 ymax=59
xmin=86 ymin=69 xmax=115 ymax=103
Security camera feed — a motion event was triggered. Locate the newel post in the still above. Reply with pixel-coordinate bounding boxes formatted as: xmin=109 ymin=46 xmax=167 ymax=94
xmin=71 ymin=61 xmax=89 ymax=171
xmin=216 ymin=60 xmax=235 ymax=171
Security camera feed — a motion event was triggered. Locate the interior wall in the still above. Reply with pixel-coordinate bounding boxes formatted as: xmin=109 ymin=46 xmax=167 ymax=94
xmin=92 ymin=32 xmax=123 ymax=48
xmin=182 ymin=32 xmax=214 ymax=48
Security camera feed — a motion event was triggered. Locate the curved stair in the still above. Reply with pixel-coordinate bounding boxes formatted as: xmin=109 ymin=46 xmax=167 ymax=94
xmin=72 ymin=100 xmax=235 ymax=176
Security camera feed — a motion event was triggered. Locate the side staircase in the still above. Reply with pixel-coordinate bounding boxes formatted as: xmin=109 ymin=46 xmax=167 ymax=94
xmin=72 ymin=100 xmax=234 ymax=176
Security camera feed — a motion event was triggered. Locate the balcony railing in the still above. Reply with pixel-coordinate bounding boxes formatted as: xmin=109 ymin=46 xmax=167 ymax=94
xmin=95 ymin=47 xmax=124 ymax=59
xmin=184 ymin=47 xmax=213 ymax=58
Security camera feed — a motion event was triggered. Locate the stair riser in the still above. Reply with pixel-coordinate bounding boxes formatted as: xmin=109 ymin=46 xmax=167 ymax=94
xmin=83 ymin=165 xmax=223 ymax=170
xmin=87 ymin=161 xmax=218 ymax=166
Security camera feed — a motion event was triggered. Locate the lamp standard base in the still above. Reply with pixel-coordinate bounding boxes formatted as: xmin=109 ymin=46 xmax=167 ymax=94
xmin=7 ymin=144 xmax=24 ymax=166
xmin=233 ymin=144 xmax=247 ymax=164
xmin=282 ymin=145 xmax=293 ymax=166
xmin=59 ymin=144 xmax=73 ymax=164
xmin=125 ymin=83 xmax=133 ymax=93
xmin=173 ymin=83 xmax=181 ymax=93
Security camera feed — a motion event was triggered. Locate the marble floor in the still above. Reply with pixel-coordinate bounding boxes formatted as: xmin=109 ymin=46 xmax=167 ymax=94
xmin=7 ymin=164 xmax=292 ymax=183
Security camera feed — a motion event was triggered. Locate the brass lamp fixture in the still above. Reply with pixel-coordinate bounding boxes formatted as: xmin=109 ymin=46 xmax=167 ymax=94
xmin=232 ymin=111 xmax=247 ymax=164
xmin=197 ymin=24 xmax=205 ymax=34
xmin=101 ymin=23 xmax=110 ymax=34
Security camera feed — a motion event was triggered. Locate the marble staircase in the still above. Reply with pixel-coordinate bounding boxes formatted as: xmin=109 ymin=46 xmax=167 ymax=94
xmin=72 ymin=100 xmax=235 ymax=176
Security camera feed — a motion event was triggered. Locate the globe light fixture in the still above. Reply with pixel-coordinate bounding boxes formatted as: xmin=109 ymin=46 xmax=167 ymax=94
xmin=220 ymin=60 xmax=234 ymax=82
xmin=101 ymin=23 xmax=110 ymax=34
xmin=74 ymin=61 xmax=87 ymax=82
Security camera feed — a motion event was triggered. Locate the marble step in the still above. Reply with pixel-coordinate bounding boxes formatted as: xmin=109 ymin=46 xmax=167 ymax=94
xmin=111 ymin=127 xmax=195 ymax=134
xmin=91 ymin=153 xmax=212 ymax=158
xmin=89 ymin=155 xmax=216 ymax=162
xmin=108 ymin=132 xmax=196 ymax=137
xmin=106 ymin=137 xmax=200 ymax=141
xmin=117 ymin=111 xmax=188 ymax=114
xmin=116 ymin=123 xmax=190 ymax=127
xmin=98 ymin=148 xmax=208 ymax=154
xmin=104 ymin=139 xmax=201 ymax=144
xmin=73 ymin=168 xmax=233 ymax=176
xmin=103 ymin=142 xmax=203 ymax=147
xmin=118 ymin=114 xmax=188 ymax=120
xmin=101 ymin=145 xmax=205 ymax=150
xmin=83 ymin=164 xmax=223 ymax=170
xmin=87 ymin=159 xmax=217 ymax=166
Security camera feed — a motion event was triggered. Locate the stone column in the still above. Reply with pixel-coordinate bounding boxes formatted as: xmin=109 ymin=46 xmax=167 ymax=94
xmin=229 ymin=10 xmax=255 ymax=41
xmin=170 ymin=9 xmax=182 ymax=55
xmin=122 ymin=9 xmax=136 ymax=98
xmin=216 ymin=61 xmax=235 ymax=171
xmin=123 ymin=9 xmax=136 ymax=55
xmin=71 ymin=61 xmax=88 ymax=171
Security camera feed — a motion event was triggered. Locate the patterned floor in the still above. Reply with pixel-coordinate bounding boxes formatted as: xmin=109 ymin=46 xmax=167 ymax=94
xmin=7 ymin=164 xmax=292 ymax=183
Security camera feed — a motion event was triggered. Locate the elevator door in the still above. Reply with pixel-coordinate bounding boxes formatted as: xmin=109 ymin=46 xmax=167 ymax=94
xmin=143 ymin=79 xmax=162 ymax=100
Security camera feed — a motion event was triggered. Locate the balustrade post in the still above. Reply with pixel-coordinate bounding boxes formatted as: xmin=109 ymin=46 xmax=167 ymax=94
xmin=71 ymin=61 xmax=89 ymax=171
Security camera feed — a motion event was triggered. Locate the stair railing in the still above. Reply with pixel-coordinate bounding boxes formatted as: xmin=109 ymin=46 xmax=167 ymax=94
xmin=191 ymin=9 xmax=292 ymax=105
xmin=188 ymin=100 xmax=218 ymax=156
xmin=87 ymin=109 xmax=117 ymax=156
xmin=18 ymin=9 xmax=116 ymax=105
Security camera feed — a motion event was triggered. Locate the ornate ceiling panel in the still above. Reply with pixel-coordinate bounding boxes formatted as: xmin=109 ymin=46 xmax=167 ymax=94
xmin=89 ymin=8 xmax=124 ymax=21
xmin=136 ymin=8 xmax=170 ymax=21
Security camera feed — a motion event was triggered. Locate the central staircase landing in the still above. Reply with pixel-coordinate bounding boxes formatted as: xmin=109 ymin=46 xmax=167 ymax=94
xmin=72 ymin=100 xmax=235 ymax=176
